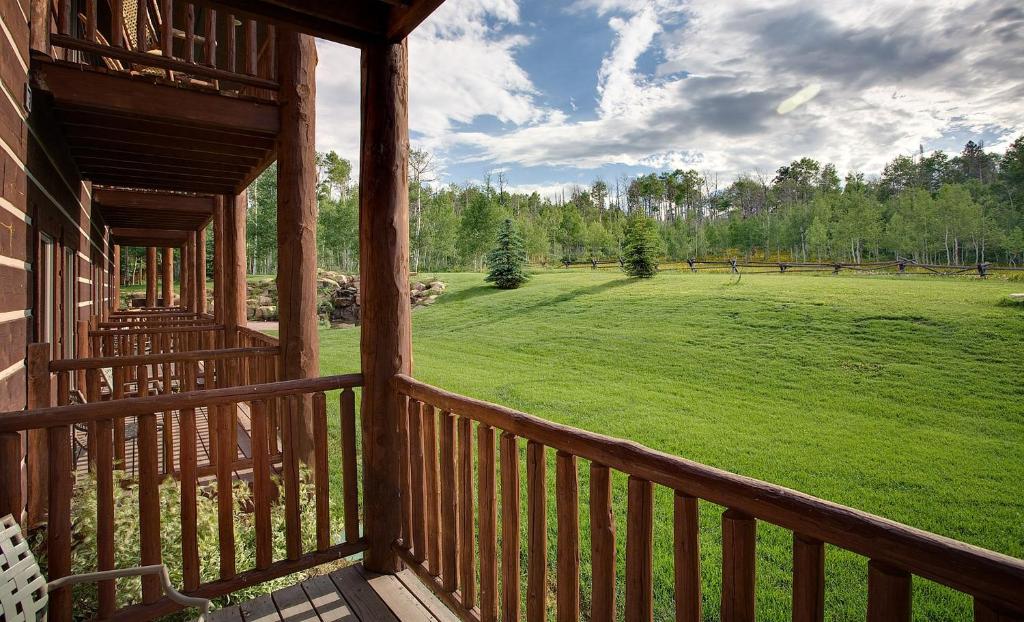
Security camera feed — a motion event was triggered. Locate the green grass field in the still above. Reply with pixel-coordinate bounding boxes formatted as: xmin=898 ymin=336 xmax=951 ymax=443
xmin=318 ymin=271 xmax=1023 ymax=620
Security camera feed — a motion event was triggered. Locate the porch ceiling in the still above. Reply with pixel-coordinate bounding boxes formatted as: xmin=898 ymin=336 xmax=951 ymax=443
xmin=32 ymin=60 xmax=278 ymax=196
xmin=94 ymin=188 xmax=216 ymax=234
xmin=197 ymin=0 xmax=447 ymax=47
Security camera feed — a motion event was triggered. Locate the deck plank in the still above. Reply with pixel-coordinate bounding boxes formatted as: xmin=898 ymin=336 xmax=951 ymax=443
xmin=393 ymin=569 xmax=462 ymax=622
xmin=329 ymin=566 xmax=401 ymax=622
xmin=301 ymin=574 xmax=358 ymax=622
xmin=207 ymin=606 xmax=244 ymax=622
xmin=355 ymin=565 xmax=441 ymax=622
xmin=240 ymin=594 xmax=282 ymax=622
xmin=271 ymin=583 xmax=320 ymax=622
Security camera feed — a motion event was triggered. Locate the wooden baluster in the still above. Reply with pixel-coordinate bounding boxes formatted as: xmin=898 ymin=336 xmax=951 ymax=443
xmin=86 ymin=369 xmax=101 ymax=472
xmin=162 ymin=335 xmax=173 ymax=476
xmin=244 ymin=18 xmax=257 ymax=76
xmin=590 ymin=464 xmax=615 ymax=622
xmin=266 ymin=24 xmax=276 ymax=81
xmin=184 ymin=3 xmax=195 ymax=64
xmin=282 ymin=394 xmax=302 ymax=560
xmin=313 ymin=391 xmax=330 ymax=551
xmin=0 ymin=433 xmax=21 ymax=522
xmin=458 ymin=417 xmax=476 ymax=609
xmin=137 ymin=0 xmax=148 ymax=51
xmin=47 ymin=424 xmax=73 ymax=620
xmin=556 ymin=451 xmax=580 ymax=622
xmin=674 ymin=492 xmax=702 ymax=622
xmin=341 ymin=388 xmax=359 ymax=543
xmin=113 ymin=366 xmax=126 ymax=469
xmin=399 ymin=393 xmax=413 ymax=549
xmin=86 ymin=0 xmax=97 ymax=41
xmin=204 ymin=7 xmax=217 ymax=67
xmin=500 ymin=432 xmax=521 ymax=621
xmin=422 ymin=403 xmax=441 ymax=575
xmin=974 ymin=600 xmax=1024 ymax=622
xmin=440 ymin=411 xmax=459 ymax=592
xmin=867 ymin=561 xmax=911 ymax=622
xmin=180 ymin=362 xmax=200 ymax=591
xmin=217 ymin=380 xmax=236 ymax=577
xmin=479 ymin=424 xmax=498 ymax=622
xmin=110 ymin=0 xmax=124 ymax=47
xmin=792 ymin=535 xmax=824 ymax=622
xmin=721 ymin=509 xmax=756 ymax=622
xmin=59 ymin=0 xmax=72 ymax=35
xmin=408 ymin=398 xmax=426 ymax=563
xmin=137 ymin=365 xmax=162 ymax=603
xmin=251 ymin=398 xmax=272 ymax=569
xmin=526 ymin=441 xmax=546 ymax=622
xmin=626 ymin=477 xmax=654 ymax=622
xmin=57 ymin=370 xmax=70 ymax=406
xmin=96 ymin=416 xmax=116 ymax=616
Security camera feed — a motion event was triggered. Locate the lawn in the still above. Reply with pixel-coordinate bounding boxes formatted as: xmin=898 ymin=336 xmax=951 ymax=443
xmin=316 ymin=270 xmax=1024 ymax=621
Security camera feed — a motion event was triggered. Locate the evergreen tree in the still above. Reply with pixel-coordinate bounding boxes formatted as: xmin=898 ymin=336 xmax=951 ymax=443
xmin=485 ymin=219 xmax=529 ymax=289
xmin=622 ymin=214 xmax=662 ymax=278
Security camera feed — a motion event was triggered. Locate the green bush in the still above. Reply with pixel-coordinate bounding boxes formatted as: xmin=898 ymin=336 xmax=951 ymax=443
xmin=53 ymin=467 xmax=338 ymax=620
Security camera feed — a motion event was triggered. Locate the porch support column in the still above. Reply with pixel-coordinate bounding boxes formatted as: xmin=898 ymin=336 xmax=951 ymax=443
xmin=161 ymin=248 xmax=174 ymax=307
xmin=276 ymin=28 xmax=319 ymax=464
xmin=145 ymin=247 xmax=157 ymax=307
xmin=223 ymin=193 xmax=247 ymax=346
xmin=195 ymin=227 xmax=207 ymax=314
xmin=112 ymin=245 xmax=120 ymax=311
xmin=213 ymin=198 xmax=225 ymax=324
xmin=359 ymin=38 xmax=411 ymax=574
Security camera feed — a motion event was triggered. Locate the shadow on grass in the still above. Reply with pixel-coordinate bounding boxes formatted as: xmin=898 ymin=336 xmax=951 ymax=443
xmin=438 ymin=276 xmax=641 ymax=330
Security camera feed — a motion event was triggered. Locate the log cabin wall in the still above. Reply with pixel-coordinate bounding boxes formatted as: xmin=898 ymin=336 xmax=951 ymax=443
xmin=0 ymin=0 xmax=113 ymax=416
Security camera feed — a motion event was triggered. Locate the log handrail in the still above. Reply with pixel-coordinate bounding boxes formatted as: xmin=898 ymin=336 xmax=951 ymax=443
xmin=0 ymin=375 xmax=362 ymax=432
xmin=89 ymin=324 xmax=225 ymax=336
xmin=393 ymin=373 xmax=1024 ymax=617
xmin=49 ymin=345 xmax=279 ymax=372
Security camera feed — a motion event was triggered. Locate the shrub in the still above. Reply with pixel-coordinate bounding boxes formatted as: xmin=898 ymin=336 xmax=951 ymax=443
xmin=485 ymin=218 xmax=529 ymax=289
xmin=622 ymin=214 xmax=663 ymax=278
xmin=50 ymin=467 xmax=336 ymax=620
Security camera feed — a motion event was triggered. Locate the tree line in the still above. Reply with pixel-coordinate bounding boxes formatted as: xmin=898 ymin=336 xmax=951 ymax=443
xmin=236 ymin=136 xmax=1024 ymax=275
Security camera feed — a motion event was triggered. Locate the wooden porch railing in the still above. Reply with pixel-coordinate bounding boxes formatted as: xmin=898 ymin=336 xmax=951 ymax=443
xmin=89 ymin=321 xmax=226 ymax=357
xmin=41 ymin=0 xmax=280 ymax=93
xmin=0 ymin=374 xmax=363 ymax=621
xmin=393 ymin=374 xmax=1024 ymax=622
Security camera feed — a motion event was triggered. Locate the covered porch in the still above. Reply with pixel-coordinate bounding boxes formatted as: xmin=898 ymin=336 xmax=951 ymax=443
xmin=1 ymin=1 xmax=1023 ymax=622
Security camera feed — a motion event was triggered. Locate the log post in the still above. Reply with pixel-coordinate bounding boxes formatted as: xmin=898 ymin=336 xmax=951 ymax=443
xmin=162 ymin=248 xmax=173 ymax=307
xmin=145 ymin=247 xmax=158 ymax=307
xmin=195 ymin=226 xmax=207 ymax=314
xmin=112 ymin=245 xmax=120 ymax=312
xmin=25 ymin=343 xmax=51 ymax=526
xmin=276 ymin=28 xmax=319 ymax=464
xmin=358 ymin=37 xmax=411 ymax=574
xmin=223 ymin=193 xmax=247 ymax=345
xmin=213 ymin=198 xmax=225 ymax=324
xmin=30 ymin=0 xmax=50 ymax=55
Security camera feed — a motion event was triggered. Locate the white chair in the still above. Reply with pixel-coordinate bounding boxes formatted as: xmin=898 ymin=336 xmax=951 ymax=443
xmin=0 ymin=514 xmax=209 ymax=621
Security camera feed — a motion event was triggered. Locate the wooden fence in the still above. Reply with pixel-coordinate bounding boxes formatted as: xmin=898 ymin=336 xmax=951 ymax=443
xmin=393 ymin=374 xmax=1024 ymax=622
xmin=560 ymin=257 xmax=1024 ymax=277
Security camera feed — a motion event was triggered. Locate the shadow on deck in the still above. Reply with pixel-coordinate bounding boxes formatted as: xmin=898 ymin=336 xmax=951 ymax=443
xmin=207 ymin=565 xmax=458 ymax=622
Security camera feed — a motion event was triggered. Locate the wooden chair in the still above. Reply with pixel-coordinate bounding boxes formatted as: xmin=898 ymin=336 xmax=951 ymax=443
xmin=0 ymin=515 xmax=209 ymax=621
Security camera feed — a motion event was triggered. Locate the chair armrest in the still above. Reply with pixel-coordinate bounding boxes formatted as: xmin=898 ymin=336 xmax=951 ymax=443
xmin=47 ymin=564 xmax=210 ymax=620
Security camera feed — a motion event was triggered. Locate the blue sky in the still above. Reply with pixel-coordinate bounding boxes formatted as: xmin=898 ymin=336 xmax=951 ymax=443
xmin=315 ymin=0 xmax=1024 ymax=198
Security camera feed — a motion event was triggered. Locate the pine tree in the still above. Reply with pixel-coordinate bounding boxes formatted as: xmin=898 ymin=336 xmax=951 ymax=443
xmin=485 ymin=219 xmax=530 ymax=289
xmin=622 ymin=214 xmax=662 ymax=278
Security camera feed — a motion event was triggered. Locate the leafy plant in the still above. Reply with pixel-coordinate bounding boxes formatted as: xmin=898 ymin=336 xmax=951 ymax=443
xmin=55 ymin=467 xmax=339 ymax=620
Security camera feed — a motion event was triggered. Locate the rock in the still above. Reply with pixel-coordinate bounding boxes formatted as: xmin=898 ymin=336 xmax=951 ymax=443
xmin=412 ymin=282 xmax=426 ymax=292
xmin=337 ymin=274 xmax=350 ymax=286
xmin=257 ymin=295 xmax=273 ymax=306
xmin=1011 ymin=293 xmax=1024 ymax=301
xmin=429 ymin=281 xmax=446 ymax=292
xmin=257 ymin=305 xmax=278 ymax=321
xmin=422 ymin=295 xmax=438 ymax=305
xmin=318 ymin=277 xmax=340 ymax=291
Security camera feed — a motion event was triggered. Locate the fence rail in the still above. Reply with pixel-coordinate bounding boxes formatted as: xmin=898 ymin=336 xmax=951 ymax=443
xmin=392 ymin=373 xmax=1024 ymax=622
xmin=558 ymin=257 xmax=1024 ymax=277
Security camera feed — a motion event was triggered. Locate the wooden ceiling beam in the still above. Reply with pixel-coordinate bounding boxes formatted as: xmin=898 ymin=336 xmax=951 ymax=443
xmin=93 ymin=188 xmax=218 ymax=213
xmin=33 ymin=60 xmax=279 ymax=135
xmin=69 ymin=141 xmax=263 ymax=165
xmin=87 ymin=174 xmax=236 ymax=195
xmin=111 ymin=228 xmax=195 ymax=244
xmin=73 ymin=151 xmax=253 ymax=174
xmin=388 ymin=0 xmax=446 ymax=41
xmin=59 ymin=110 xmax=277 ymax=149
xmin=196 ymin=0 xmax=389 ymax=47
xmin=63 ymin=127 xmax=271 ymax=159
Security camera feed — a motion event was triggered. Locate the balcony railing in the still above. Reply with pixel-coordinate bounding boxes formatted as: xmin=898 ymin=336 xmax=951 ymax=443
xmin=393 ymin=374 xmax=1024 ymax=622
xmin=42 ymin=0 xmax=279 ymax=96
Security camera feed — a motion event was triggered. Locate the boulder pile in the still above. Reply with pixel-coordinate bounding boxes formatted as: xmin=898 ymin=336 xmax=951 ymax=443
xmin=247 ymin=271 xmax=446 ymax=327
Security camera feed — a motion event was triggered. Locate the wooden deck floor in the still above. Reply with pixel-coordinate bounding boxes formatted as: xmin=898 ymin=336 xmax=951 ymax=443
xmin=207 ymin=565 xmax=458 ymax=622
